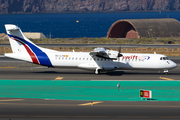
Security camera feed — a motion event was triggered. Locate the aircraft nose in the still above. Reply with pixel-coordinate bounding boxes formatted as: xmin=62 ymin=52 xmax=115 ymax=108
xmin=171 ymin=61 xmax=177 ymax=68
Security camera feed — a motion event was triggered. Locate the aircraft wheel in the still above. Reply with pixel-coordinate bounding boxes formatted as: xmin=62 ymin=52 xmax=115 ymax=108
xmin=164 ymin=70 xmax=168 ymax=75
xmin=164 ymin=72 xmax=168 ymax=75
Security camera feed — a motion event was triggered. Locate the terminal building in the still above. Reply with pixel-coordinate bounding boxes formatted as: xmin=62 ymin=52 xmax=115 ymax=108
xmin=23 ymin=32 xmax=46 ymax=39
xmin=107 ymin=18 xmax=180 ymax=38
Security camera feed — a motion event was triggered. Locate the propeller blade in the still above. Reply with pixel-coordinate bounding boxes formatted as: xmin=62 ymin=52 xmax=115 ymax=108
xmin=119 ymin=46 xmax=121 ymax=53
xmin=118 ymin=46 xmax=123 ymax=57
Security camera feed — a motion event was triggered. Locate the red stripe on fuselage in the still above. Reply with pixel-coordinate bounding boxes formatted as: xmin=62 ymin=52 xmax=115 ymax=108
xmin=10 ymin=37 xmax=39 ymax=64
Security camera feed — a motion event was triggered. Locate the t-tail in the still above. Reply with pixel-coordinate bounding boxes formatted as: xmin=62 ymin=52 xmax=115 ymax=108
xmin=4 ymin=24 xmax=52 ymax=67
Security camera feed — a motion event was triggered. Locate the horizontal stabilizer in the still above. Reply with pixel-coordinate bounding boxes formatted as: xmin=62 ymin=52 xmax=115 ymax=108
xmin=5 ymin=24 xmax=19 ymax=31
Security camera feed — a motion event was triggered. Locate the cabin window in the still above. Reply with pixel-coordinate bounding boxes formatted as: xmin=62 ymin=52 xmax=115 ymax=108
xmin=72 ymin=57 xmax=74 ymax=60
xmin=90 ymin=58 xmax=92 ymax=61
xmin=160 ymin=57 xmax=169 ymax=60
xmin=79 ymin=58 xmax=81 ymax=60
xmin=163 ymin=57 xmax=168 ymax=60
xmin=86 ymin=58 xmax=88 ymax=60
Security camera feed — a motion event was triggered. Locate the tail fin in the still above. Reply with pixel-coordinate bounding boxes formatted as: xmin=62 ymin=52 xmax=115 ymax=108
xmin=5 ymin=24 xmax=52 ymax=66
xmin=5 ymin=24 xmax=35 ymax=53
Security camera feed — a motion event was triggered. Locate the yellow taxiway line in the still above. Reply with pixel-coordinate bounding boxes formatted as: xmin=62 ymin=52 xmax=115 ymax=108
xmin=79 ymin=102 xmax=103 ymax=106
xmin=159 ymin=76 xmax=174 ymax=80
xmin=0 ymin=99 xmax=24 ymax=102
xmin=0 ymin=66 xmax=16 ymax=68
xmin=55 ymin=76 xmax=63 ymax=80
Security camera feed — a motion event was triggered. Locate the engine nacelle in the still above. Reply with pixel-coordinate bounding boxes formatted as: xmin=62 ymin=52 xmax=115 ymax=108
xmin=106 ymin=50 xmax=119 ymax=59
xmin=90 ymin=48 xmax=119 ymax=59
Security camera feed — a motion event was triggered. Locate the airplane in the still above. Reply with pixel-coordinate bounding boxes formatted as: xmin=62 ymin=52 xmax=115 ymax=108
xmin=4 ymin=24 xmax=177 ymax=75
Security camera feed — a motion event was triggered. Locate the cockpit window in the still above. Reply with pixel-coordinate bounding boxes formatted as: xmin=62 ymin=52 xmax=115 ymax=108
xmin=160 ymin=57 xmax=169 ymax=60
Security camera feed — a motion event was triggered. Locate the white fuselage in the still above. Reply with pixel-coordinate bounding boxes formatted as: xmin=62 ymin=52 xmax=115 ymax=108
xmin=44 ymin=51 xmax=177 ymax=71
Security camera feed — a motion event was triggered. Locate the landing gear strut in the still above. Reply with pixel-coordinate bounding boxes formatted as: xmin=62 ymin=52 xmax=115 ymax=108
xmin=95 ymin=68 xmax=101 ymax=75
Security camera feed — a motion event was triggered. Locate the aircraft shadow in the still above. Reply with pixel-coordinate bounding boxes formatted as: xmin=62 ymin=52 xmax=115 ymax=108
xmin=105 ymin=71 xmax=179 ymax=76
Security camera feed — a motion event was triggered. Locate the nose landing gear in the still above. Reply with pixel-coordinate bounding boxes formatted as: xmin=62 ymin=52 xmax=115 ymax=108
xmin=164 ymin=69 xmax=168 ymax=74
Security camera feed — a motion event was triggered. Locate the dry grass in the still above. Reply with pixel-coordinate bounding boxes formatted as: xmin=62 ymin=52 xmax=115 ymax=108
xmin=1 ymin=37 xmax=180 ymax=56
xmin=1 ymin=37 xmax=180 ymax=44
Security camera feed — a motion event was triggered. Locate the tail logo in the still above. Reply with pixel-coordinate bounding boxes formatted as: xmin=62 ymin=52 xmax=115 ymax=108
xmin=8 ymin=34 xmax=52 ymax=66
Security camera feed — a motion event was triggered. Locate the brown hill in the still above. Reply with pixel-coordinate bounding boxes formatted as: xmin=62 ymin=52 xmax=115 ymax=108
xmin=0 ymin=0 xmax=180 ymax=14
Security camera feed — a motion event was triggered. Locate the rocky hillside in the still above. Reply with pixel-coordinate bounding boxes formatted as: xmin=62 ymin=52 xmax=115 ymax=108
xmin=0 ymin=0 xmax=180 ymax=14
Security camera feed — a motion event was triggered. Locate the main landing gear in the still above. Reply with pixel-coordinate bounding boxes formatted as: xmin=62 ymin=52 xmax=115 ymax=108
xmin=94 ymin=68 xmax=102 ymax=75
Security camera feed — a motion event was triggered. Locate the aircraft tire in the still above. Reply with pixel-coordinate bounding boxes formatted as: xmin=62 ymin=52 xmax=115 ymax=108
xmin=164 ymin=72 xmax=168 ymax=75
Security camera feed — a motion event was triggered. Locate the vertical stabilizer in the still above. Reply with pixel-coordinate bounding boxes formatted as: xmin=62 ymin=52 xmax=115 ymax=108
xmin=5 ymin=24 xmax=35 ymax=53
xmin=4 ymin=24 xmax=52 ymax=66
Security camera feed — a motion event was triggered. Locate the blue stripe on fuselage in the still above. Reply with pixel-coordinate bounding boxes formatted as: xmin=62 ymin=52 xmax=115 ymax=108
xmin=8 ymin=34 xmax=52 ymax=67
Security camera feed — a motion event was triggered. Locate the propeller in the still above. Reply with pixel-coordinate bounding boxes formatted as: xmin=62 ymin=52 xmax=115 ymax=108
xmin=117 ymin=46 xmax=123 ymax=58
xmin=117 ymin=46 xmax=123 ymax=68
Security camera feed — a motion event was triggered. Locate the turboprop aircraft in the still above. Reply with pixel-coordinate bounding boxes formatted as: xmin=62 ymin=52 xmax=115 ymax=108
xmin=4 ymin=24 xmax=177 ymax=75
